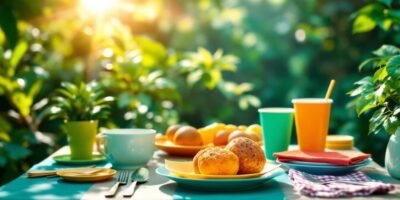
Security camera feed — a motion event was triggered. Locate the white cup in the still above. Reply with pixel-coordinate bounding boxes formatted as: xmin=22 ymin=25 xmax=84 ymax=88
xmin=97 ymin=129 xmax=156 ymax=169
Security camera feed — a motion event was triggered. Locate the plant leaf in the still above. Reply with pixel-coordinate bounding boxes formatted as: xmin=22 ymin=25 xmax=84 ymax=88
xmin=203 ymin=70 xmax=221 ymax=89
xmin=3 ymin=143 xmax=30 ymax=160
xmin=0 ymin=5 xmax=18 ymax=49
xmin=383 ymin=116 xmax=400 ymax=135
xmin=378 ymin=0 xmax=392 ymax=6
xmin=372 ymin=67 xmax=388 ymax=81
xmin=373 ymin=45 xmax=400 ymax=57
xmin=355 ymin=94 xmax=376 ymax=115
xmin=9 ymin=41 xmax=28 ymax=76
xmin=28 ymin=80 xmax=43 ymax=99
xmin=386 ymin=55 xmax=400 ymax=77
xmin=197 ymin=48 xmax=213 ymax=70
xmin=187 ymin=70 xmax=203 ymax=87
xmin=353 ymin=15 xmax=376 ymax=34
xmin=359 ymin=57 xmax=381 ymax=70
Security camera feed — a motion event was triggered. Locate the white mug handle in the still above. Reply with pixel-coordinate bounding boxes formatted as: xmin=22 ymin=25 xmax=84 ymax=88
xmin=97 ymin=133 xmax=110 ymax=159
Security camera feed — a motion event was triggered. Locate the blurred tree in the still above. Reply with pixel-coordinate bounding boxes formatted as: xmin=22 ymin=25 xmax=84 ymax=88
xmin=0 ymin=0 xmax=258 ymax=184
xmin=348 ymin=0 xmax=400 ymax=164
xmin=0 ymin=0 xmax=399 ymax=185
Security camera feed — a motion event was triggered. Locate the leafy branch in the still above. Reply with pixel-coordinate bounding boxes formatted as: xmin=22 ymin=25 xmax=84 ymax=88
xmin=349 ymin=45 xmax=400 ymax=135
xmin=47 ymin=82 xmax=114 ymax=122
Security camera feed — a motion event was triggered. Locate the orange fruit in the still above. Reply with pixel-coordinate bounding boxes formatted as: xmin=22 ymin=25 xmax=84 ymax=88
xmin=228 ymin=130 xmax=254 ymax=142
xmin=246 ymin=131 xmax=261 ymax=142
xmin=225 ymin=124 xmax=237 ymax=133
xmin=237 ymin=125 xmax=248 ymax=132
xmin=199 ymin=123 xmax=225 ymax=145
xmin=198 ymin=127 xmax=214 ymax=145
xmin=166 ymin=125 xmax=182 ymax=141
xmin=211 ymin=123 xmax=226 ymax=133
xmin=155 ymin=133 xmax=164 ymax=142
xmin=174 ymin=126 xmax=203 ymax=146
xmin=213 ymin=130 xmax=231 ymax=146
xmin=246 ymin=124 xmax=263 ymax=140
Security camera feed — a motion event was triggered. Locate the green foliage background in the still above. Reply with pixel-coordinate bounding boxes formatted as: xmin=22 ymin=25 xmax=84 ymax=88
xmin=0 ymin=0 xmax=399 ymax=185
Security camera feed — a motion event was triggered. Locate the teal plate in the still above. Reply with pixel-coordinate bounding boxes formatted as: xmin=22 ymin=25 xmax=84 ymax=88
xmin=289 ymin=158 xmax=371 ymax=166
xmin=155 ymin=166 xmax=284 ymax=192
xmin=53 ymin=154 xmax=106 ymax=165
xmin=278 ymin=158 xmax=372 ymax=175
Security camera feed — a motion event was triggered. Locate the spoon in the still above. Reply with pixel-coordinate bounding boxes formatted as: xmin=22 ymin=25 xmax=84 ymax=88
xmin=122 ymin=167 xmax=149 ymax=198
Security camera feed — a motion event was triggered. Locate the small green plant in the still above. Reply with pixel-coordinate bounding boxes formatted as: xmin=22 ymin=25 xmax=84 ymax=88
xmin=48 ymin=82 xmax=114 ymax=122
xmin=349 ymin=45 xmax=400 ymax=135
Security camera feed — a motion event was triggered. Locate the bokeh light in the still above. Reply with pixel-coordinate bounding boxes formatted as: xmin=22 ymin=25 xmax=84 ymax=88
xmin=80 ymin=0 xmax=118 ymax=15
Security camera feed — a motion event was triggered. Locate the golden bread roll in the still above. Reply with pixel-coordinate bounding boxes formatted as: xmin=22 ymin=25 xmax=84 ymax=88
xmin=193 ymin=147 xmax=239 ymax=175
xmin=174 ymin=126 xmax=203 ymax=146
xmin=193 ymin=148 xmax=207 ymax=174
xmin=228 ymin=130 xmax=256 ymax=142
xmin=166 ymin=125 xmax=182 ymax=141
xmin=225 ymin=137 xmax=266 ymax=174
xmin=213 ymin=130 xmax=231 ymax=146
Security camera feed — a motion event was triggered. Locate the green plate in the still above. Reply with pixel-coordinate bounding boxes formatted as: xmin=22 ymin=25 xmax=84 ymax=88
xmin=155 ymin=166 xmax=284 ymax=192
xmin=53 ymin=154 xmax=106 ymax=165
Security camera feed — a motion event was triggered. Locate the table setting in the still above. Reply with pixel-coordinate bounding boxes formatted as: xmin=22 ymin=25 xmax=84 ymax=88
xmin=1 ymin=80 xmax=399 ymax=199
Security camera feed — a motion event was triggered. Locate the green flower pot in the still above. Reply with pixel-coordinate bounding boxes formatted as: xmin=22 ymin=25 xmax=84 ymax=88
xmin=385 ymin=128 xmax=400 ymax=179
xmin=64 ymin=120 xmax=98 ymax=160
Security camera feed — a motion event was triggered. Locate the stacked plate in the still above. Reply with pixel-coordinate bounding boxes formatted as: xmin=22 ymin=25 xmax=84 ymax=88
xmin=326 ymin=135 xmax=354 ymax=150
xmin=155 ymin=160 xmax=284 ymax=191
xmin=278 ymin=158 xmax=372 ymax=175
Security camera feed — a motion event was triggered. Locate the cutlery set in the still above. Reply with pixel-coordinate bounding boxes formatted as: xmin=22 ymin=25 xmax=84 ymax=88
xmin=105 ymin=167 xmax=149 ymax=198
xmin=28 ymin=165 xmax=149 ymax=198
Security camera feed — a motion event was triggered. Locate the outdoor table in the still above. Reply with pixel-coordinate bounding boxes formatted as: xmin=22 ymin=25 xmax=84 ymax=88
xmin=1 ymin=146 xmax=399 ymax=200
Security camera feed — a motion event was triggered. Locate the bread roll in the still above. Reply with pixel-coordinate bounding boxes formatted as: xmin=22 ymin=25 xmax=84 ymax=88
xmin=193 ymin=147 xmax=239 ymax=175
xmin=226 ymin=137 xmax=266 ymax=174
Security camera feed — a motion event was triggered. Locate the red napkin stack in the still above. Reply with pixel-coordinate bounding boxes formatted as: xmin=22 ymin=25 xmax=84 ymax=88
xmin=274 ymin=150 xmax=371 ymax=166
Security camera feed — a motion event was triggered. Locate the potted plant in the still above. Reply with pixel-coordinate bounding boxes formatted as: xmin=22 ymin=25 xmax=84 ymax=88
xmin=48 ymin=82 xmax=114 ymax=160
xmin=349 ymin=44 xmax=400 ymax=179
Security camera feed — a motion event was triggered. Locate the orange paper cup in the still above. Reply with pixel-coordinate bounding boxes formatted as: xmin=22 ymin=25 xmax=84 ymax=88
xmin=292 ymin=98 xmax=333 ymax=151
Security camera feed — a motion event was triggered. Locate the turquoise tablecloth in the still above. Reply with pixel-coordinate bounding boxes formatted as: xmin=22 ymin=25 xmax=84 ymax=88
xmin=1 ymin=146 xmax=399 ymax=200
xmin=0 ymin=153 xmax=112 ymax=200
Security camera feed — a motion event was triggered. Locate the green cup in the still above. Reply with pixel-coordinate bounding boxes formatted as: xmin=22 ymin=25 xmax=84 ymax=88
xmin=258 ymin=108 xmax=294 ymax=160
xmin=64 ymin=120 xmax=98 ymax=160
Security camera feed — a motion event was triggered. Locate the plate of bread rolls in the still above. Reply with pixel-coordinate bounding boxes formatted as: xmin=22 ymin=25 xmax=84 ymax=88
xmin=155 ymin=123 xmax=263 ymax=156
xmin=156 ymin=137 xmax=283 ymax=191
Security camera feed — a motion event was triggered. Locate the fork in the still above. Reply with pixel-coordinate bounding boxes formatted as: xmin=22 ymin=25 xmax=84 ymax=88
xmin=105 ymin=170 xmax=130 ymax=198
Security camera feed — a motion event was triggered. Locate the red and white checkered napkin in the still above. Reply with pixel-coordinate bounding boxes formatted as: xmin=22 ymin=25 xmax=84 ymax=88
xmin=288 ymin=169 xmax=395 ymax=198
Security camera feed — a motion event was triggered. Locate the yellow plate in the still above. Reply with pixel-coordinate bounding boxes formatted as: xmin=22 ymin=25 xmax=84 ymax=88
xmin=56 ymin=168 xmax=116 ymax=182
xmin=155 ymin=137 xmax=211 ymax=157
xmin=326 ymin=135 xmax=354 ymax=145
xmin=326 ymin=144 xmax=353 ymax=150
xmin=165 ymin=160 xmax=280 ymax=179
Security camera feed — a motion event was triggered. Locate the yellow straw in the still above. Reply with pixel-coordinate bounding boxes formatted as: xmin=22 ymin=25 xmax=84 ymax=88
xmin=325 ymin=79 xmax=335 ymax=99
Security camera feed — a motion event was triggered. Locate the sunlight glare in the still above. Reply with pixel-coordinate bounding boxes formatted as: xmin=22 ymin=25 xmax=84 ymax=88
xmin=80 ymin=0 xmax=117 ymax=14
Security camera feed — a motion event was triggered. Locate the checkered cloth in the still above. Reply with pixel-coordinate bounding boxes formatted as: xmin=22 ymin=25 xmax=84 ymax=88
xmin=288 ymin=169 xmax=395 ymax=198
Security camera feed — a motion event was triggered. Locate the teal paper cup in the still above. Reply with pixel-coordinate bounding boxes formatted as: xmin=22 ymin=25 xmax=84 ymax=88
xmin=258 ymin=108 xmax=294 ymax=160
